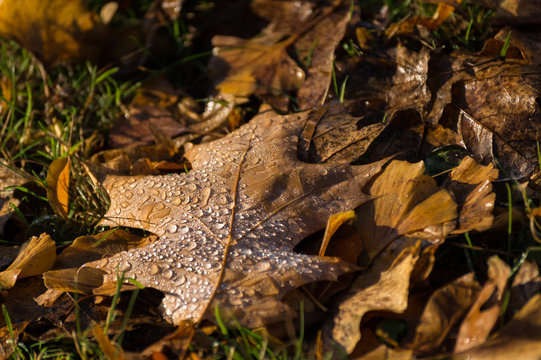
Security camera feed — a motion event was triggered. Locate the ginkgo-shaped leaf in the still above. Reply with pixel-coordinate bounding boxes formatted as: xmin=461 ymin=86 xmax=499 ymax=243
xmin=82 ymin=109 xmax=387 ymax=327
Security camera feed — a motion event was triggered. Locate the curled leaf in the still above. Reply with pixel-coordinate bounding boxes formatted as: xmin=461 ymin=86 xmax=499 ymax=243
xmin=46 ymin=157 xmax=70 ymax=218
xmin=0 ymin=233 xmax=56 ymax=290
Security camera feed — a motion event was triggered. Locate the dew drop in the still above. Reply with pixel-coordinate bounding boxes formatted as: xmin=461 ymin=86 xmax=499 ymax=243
xmin=149 ymin=264 xmax=160 ymax=275
xmin=168 ymin=224 xmax=178 ymax=233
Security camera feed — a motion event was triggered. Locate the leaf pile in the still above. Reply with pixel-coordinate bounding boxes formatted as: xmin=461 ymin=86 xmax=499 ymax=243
xmin=0 ymin=0 xmax=540 ymax=359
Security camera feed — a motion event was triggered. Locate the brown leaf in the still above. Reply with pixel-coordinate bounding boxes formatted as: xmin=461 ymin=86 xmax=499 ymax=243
xmin=472 ymin=0 xmax=541 ymax=26
xmin=478 ymin=27 xmax=541 ymax=64
xmin=46 ymin=157 xmax=70 ymax=218
xmin=72 ymin=108 xmax=387 ymax=327
xmin=0 ymin=233 xmax=56 ymax=290
xmin=92 ymin=323 xmax=127 ymax=360
xmin=0 ymin=0 xmax=104 ymax=65
xmin=454 ymin=293 xmax=541 ymax=359
xmin=0 ymin=165 xmax=27 ymax=234
xmin=210 ymin=2 xmax=351 ymax=112
xmin=319 ymin=210 xmax=356 ymax=257
xmin=425 ymin=54 xmax=541 ymax=179
xmin=508 ymin=261 xmax=541 ymax=316
xmin=412 ymin=273 xmax=481 ymax=355
xmin=329 ymin=246 xmax=417 ymax=354
xmin=454 ymin=256 xmax=511 ymax=353
xmin=447 ymin=156 xmax=498 ymax=233
xmin=387 ymin=45 xmax=431 ymax=116
xmin=297 ymin=102 xmax=388 ymax=164
xmin=357 ymin=160 xmax=457 ymax=263
xmin=211 ymin=34 xmax=304 ymax=111
xmin=109 ymin=76 xmax=187 ymax=149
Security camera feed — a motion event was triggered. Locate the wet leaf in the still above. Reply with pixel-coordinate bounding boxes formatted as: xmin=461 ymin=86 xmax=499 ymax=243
xmin=297 ymin=102 xmax=388 ymax=164
xmin=454 ymin=256 xmax=511 ymax=353
xmin=46 ymin=157 xmax=70 ymax=219
xmin=412 ymin=273 xmax=481 ymax=355
xmin=0 ymin=233 xmax=56 ymax=290
xmin=0 ymin=0 xmax=104 ymax=65
xmin=424 ymin=54 xmax=541 ymax=179
xmin=75 ymin=108 xmax=387 ymax=327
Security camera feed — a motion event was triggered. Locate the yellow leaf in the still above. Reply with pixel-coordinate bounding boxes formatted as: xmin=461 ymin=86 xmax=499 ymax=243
xmin=319 ymin=210 xmax=356 ymax=256
xmin=0 ymin=233 xmax=56 ymax=290
xmin=46 ymin=157 xmax=70 ymax=218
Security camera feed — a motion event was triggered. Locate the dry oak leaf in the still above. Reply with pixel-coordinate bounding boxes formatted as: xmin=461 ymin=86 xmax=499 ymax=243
xmin=82 ymin=109 xmax=387 ymax=327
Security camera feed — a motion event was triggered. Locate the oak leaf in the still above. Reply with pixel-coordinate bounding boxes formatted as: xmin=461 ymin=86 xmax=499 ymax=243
xmin=78 ymin=109 xmax=387 ymax=327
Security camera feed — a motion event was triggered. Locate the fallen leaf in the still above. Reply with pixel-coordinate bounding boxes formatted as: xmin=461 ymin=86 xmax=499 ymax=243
xmin=0 ymin=0 xmax=104 ymax=65
xmin=210 ymin=34 xmax=304 ymax=111
xmin=454 ymin=293 xmax=541 ymax=359
xmin=357 ymin=160 xmax=457 ymax=263
xmin=319 ymin=210 xmax=356 ymax=257
xmin=473 ymin=0 xmax=541 ymax=26
xmin=447 ymin=156 xmax=498 ymax=233
xmin=412 ymin=273 xmax=481 ymax=355
xmin=508 ymin=260 xmax=541 ymax=316
xmin=109 ymin=76 xmax=187 ymax=149
xmin=478 ymin=27 xmax=540 ymax=64
xmin=297 ymin=102 xmax=388 ymax=164
xmin=73 ymin=108 xmax=387 ymax=327
xmin=454 ymin=256 xmax=511 ymax=353
xmin=46 ymin=157 xmax=70 ymax=218
xmin=424 ymin=54 xmax=541 ymax=179
xmin=0 ymin=233 xmax=56 ymax=290
xmin=327 ymin=158 xmax=472 ymax=354
xmin=329 ymin=246 xmax=417 ymax=354
xmin=0 ymin=165 xmax=27 ymax=233
xmin=210 ymin=2 xmax=351 ymax=111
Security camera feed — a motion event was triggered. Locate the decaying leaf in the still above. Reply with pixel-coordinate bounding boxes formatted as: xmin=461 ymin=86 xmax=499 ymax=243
xmin=210 ymin=2 xmax=351 ymax=111
xmin=72 ymin=108 xmax=387 ymax=327
xmin=297 ymin=102 xmax=388 ymax=164
xmin=0 ymin=165 xmax=27 ymax=233
xmin=0 ymin=0 xmax=104 ymax=65
xmin=447 ymin=156 xmax=498 ymax=233
xmin=0 ymin=233 xmax=56 ymax=290
xmin=454 ymin=256 xmax=511 ymax=353
xmin=358 ymin=160 xmax=457 ymax=263
xmin=454 ymin=293 xmax=541 ymax=360
xmin=329 ymin=247 xmax=417 ymax=354
xmin=109 ymin=76 xmax=187 ymax=149
xmin=46 ymin=157 xmax=70 ymax=218
xmin=327 ymin=159 xmax=460 ymax=354
xmin=412 ymin=273 xmax=481 ymax=355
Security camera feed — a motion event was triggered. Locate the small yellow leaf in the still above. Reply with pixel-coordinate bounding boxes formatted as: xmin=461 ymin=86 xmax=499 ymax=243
xmin=0 ymin=233 xmax=56 ymax=290
xmin=319 ymin=210 xmax=356 ymax=256
xmin=46 ymin=157 xmax=70 ymax=218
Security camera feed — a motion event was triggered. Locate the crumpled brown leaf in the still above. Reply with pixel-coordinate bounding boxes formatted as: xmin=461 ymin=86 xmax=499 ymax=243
xmin=55 ymin=107 xmax=388 ymax=328
xmin=447 ymin=156 xmax=498 ymax=233
xmin=0 ymin=0 xmax=104 ymax=65
xmin=454 ymin=293 xmax=541 ymax=359
xmin=210 ymin=2 xmax=351 ymax=111
xmin=454 ymin=256 xmax=511 ymax=353
xmin=412 ymin=273 xmax=481 ymax=355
